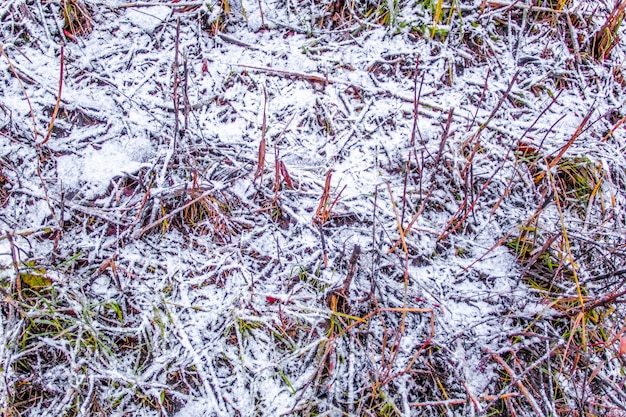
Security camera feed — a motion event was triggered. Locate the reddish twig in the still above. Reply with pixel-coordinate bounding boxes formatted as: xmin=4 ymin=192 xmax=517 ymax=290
xmin=470 ymin=68 xmax=490 ymax=131
xmin=172 ymin=19 xmax=181 ymax=151
xmin=42 ymin=47 xmax=65 ymax=145
xmin=254 ymin=89 xmax=268 ymax=183
xmin=534 ymin=105 xmax=595 ymax=184
xmin=0 ymin=46 xmax=39 ymax=141
xmin=410 ymin=57 xmax=423 ymax=146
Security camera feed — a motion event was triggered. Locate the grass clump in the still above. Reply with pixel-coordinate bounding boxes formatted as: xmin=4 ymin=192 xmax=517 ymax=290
xmin=61 ymin=0 xmax=93 ymax=39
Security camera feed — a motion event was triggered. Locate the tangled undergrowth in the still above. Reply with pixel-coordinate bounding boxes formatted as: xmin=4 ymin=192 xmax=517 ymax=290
xmin=1 ymin=0 xmax=626 ymax=416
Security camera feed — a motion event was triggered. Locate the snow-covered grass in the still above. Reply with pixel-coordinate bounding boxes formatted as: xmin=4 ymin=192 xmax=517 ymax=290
xmin=1 ymin=0 xmax=626 ymax=415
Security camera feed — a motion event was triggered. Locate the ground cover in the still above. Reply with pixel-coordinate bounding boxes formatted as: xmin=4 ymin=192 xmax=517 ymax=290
xmin=1 ymin=0 xmax=626 ymax=415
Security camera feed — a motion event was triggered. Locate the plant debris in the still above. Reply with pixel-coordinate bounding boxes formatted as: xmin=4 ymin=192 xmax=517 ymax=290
xmin=1 ymin=0 xmax=626 ymax=416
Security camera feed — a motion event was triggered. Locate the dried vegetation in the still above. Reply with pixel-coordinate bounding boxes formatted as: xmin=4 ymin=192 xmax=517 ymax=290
xmin=1 ymin=0 xmax=626 ymax=416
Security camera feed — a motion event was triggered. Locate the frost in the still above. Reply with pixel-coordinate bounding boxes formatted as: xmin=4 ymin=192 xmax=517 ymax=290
xmin=57 ymin=137 xmax=151 ymax=199
xmin=125 ymin=6 xmax=171 ymax=34
xmin=1 ymin=0 xmax=626 ymax=416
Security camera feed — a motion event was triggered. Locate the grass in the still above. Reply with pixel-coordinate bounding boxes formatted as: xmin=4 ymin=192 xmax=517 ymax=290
xmin=1 ymin=0 xmax=626 ymax=416
xmin=592 ymin=0 xmax=626 ymax=60
xmin=61 ymin=0 xmax=93 ymax=40
xmin=503 ymin=140 xmax=626 ymax=415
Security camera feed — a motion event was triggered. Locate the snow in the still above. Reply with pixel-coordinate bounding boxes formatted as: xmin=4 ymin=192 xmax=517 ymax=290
xmin=56 ymin=137 xmax=151 ymax=199
xmin=125 ymin=6 xmax=171 ymax=34
xmin=1 ymin=0 xmax=626 ymax=415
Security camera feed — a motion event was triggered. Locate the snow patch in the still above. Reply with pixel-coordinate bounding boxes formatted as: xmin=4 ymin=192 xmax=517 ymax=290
xmin=57 ymin=137 xmax=152 ymax=199
xmin=125 ymin=6 xmax=171 ymax=34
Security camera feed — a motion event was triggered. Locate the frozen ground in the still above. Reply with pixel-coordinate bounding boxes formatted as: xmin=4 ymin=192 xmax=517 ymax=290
xmin=1 ymin=0 xmax=626 ymax=416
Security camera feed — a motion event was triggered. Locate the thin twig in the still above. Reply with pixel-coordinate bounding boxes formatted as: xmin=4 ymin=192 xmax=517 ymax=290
xmin=133 ymin=191 xmax=213 ymax=238
xmin=254 ymin=88 xmax=268 ymax=183
xmin=233 ymin=64 xmax=329 ymax=85
xmin=486 ymin=1 xmax=567 ymax=13
xmin=172 ymin=18 xmax=181 ymax=152
xmin=433 ymin=108 xmax=454 ymax=170
xmin=409 ymin=57 xmax=423 ymax=147
xmin=183 ymin=51 xmax=190 ymax=133
xmin=475 ymin=71 xmax=519 ymax=137
xmin=113 ymin=1 xmax=206 ymax=8
xmin=491 ymin=353 xmax=550 ymax=417
xmin=534 ymin=105 xmax=595 ymax=184
xmin=0 ymin=45 xmax=39 ymax=141
xmin=470 ymin=68 xmax=490 ymax=130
